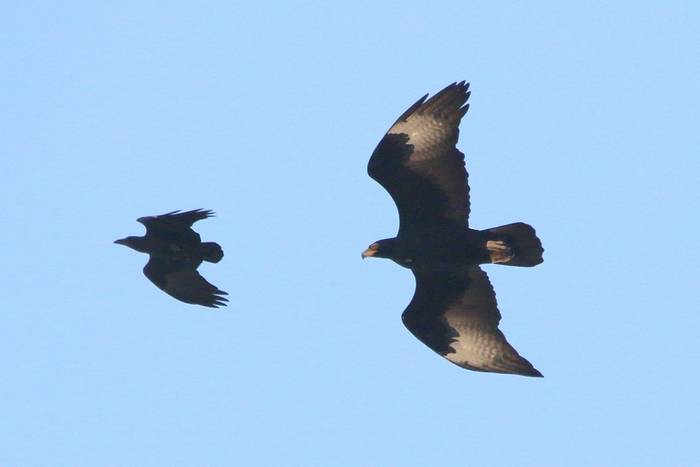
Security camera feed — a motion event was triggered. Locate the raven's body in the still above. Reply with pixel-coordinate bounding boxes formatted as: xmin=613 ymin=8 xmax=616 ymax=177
xmin=115 ymin=209 xmax=228 ymax=308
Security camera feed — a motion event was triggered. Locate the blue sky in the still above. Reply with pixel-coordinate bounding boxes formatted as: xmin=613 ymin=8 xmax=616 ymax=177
xmin=1 ymin=1 xmax=698 ymax=466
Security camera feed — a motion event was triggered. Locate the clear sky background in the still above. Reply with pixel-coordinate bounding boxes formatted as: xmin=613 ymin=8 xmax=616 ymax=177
xmin=2 ymin=2 xmax=698 ymax=466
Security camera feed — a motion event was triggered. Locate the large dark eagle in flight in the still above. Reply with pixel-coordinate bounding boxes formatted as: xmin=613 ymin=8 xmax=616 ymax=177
xmin=363 ymin=82 xmax=544 ymax=377
xmin=115 ymin=209 xmax=228 ymax=308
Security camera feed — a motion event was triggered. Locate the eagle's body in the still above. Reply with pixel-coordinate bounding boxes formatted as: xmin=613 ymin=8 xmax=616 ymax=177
xmin=115 ymin=209 xmax=228 ymax=308
xmin=363 ymin=82 xmax=544 ymax=377
xmin=371 ymin=228 xmax=490 ymax=272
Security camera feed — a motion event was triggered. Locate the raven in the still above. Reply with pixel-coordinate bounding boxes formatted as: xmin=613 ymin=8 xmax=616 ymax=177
xmin=115 ymin=209 xmax=228 ymax=308
xmin=363 ymin=82 xmax=544 ymax=377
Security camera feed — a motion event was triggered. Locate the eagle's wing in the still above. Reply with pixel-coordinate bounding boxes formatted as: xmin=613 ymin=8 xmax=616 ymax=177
xmin=143 ymin=258 xmax=228 ymax=308
xmin=138 ymin=209 xmax=214 ymax=238
xmin=402 ymin=266 xmax=541 ymax=376
xmin=368 ymin=82 xmax=471 ymax=233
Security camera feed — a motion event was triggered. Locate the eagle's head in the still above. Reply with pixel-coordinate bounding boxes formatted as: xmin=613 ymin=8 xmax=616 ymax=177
xmin=362 ymin=238 xmax=413 ymax=268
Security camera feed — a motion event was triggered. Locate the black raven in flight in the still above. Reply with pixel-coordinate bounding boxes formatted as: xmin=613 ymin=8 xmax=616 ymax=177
xmin=115 ymin=209 xmax=228 ymax=308
xmin=363 ymin=82 xmax=544 ymax=376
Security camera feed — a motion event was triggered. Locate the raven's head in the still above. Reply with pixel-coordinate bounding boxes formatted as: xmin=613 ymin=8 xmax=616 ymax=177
xmin=114 ymin=236 xmax=149 ymax=253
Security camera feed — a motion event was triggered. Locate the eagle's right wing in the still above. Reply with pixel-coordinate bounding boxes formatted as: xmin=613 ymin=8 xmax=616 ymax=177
xmin=402 ymin=266 xmax=541 ymax=377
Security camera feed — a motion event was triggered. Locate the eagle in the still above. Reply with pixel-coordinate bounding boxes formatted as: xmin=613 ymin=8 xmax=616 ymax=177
xmin=115 ymin=209 xmax=228 ymax=308
xmin=363 ymin=82 xmax=544 ymax=377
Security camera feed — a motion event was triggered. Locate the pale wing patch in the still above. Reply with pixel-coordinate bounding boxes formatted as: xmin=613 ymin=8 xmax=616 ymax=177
xmin=389 ymin=115 xmax=456 ymax=162
xmin=441 ymin=267 xmax=503 ymax=368
xmin=441 ymin=314 xmax=508 ymax=368
xmin=440 ymin=267 xmax=539 ymax=375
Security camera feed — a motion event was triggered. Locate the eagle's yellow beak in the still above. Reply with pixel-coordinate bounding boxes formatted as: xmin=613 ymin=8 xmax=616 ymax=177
xmin=361 ymin=243 xmax=380 ymax=259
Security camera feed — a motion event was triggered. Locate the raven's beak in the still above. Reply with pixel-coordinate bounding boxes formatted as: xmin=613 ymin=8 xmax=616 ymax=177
xmin=114 ymin=238 xmax=127 ymax=246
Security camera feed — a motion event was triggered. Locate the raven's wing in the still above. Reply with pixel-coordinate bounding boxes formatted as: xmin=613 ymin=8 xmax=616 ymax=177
xmin=143 ymin=258 xmax=228 ymax=308
xmin=368 ymin=82 xmax=471 ymax=233
xmin=138 ymin=209 xmax=214 ymax=238
xmin=402 ymin=266 xmax=541 ymax=376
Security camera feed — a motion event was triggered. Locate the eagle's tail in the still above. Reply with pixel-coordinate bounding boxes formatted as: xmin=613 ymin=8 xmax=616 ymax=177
xmin=482 ymin=222 xmax=543 ymax=267
xmin=200 ymin=242 xmax=224 ymax=263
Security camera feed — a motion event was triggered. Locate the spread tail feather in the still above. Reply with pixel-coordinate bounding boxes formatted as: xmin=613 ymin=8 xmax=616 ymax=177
xmin=482 ymin=223 xmax=543 ymax=267
xmin=200 ymin=242 xmax=224 ymax=263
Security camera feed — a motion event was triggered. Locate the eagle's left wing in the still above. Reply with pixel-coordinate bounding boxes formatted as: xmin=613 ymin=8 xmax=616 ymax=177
xmin=368 ymin=82 xmax=471 ymax=234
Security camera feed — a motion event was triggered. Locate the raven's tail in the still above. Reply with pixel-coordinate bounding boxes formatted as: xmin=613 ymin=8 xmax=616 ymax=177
xmin=200 ymin=242 xmax=224 ymax=263
xmin=481 ymin=222 xmax=543 ymax=267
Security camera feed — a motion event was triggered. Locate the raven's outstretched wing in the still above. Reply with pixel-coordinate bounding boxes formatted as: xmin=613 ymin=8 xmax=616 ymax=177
xmin=143 ymin=258 xmax=228 ymax=308
xmin=138 ymin=209 xmax=214 ymax=238
xmin=402 ymin=266 xmax=541 ymax=376
xmin=368 ymin=82 xmax=471 ymax=233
